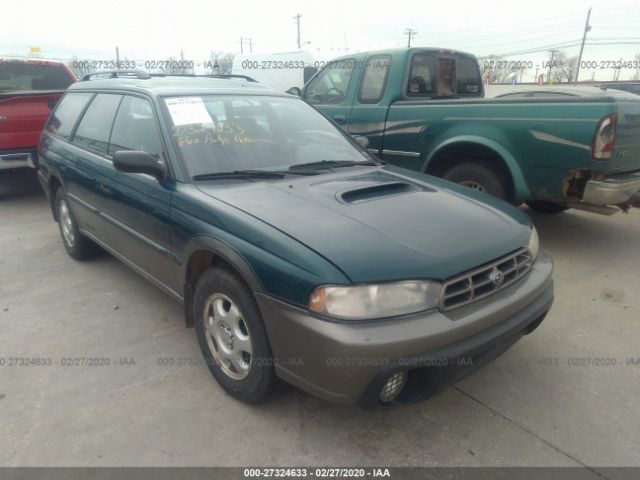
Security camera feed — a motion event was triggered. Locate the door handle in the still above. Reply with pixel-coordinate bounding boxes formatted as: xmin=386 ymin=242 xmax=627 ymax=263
xmin=97 ymin=180 xmax=112 ymax=194
xmin=333 ymin=114 xmax=346 ymax=124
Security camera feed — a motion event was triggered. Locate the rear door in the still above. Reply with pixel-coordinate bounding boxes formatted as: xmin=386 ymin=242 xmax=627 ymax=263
xmin=67 ymin=93 xmax=123 ymax=238
xmin=302 ymin=58 xmax=357 ymax=129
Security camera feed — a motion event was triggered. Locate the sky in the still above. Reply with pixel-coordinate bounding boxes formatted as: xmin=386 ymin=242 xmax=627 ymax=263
xmin=2 ymin=0 xmax=640 ymax=81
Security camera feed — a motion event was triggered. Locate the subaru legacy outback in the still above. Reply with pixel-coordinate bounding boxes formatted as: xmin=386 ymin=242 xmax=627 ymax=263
xmin=38 ymin=71 xmax=553 ymax=407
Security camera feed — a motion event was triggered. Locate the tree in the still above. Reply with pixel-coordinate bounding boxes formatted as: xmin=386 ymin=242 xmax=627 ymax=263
xmin=207 ymin=51 xmax=235 ymax=75
xmin=548 ymin=50 xmax=578 ymax=83
xmin=478 ymin=55 xmax=521 ymax=84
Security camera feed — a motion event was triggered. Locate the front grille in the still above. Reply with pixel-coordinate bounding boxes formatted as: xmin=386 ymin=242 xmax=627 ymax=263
xmin=440 ymin=248 xmax=532 ymax=310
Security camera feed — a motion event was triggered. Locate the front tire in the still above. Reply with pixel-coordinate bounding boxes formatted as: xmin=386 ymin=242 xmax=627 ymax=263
xmin=442 ymin=162 xmax=509 ymax=201
xmin=194 ymin=267 xmax=274 ymax=403
xmin=525 ymin=200 xmax=569 ymax=214
xmin=54 ymin=189 xmax=99 ymax=260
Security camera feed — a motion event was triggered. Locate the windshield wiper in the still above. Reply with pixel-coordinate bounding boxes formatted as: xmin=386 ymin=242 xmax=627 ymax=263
xmin=289 ymin=160 xmax=379 ymax=171
xmin=192 ymin=169 xmax=319 ymax=181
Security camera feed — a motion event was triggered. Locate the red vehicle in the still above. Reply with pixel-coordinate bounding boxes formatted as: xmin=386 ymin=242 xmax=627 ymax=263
xmin=0 ymin=58 xmax=76 ymax=171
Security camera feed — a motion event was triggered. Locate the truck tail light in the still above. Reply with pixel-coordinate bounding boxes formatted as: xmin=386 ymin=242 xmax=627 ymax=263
xmin=591 ymin=114 xmax=617 ymax=160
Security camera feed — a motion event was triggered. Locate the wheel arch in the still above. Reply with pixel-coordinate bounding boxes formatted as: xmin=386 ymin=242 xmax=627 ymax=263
xmin=181 ymin=235 xmax=263 ymax=328
xmin=424 ymin=136 xmax=531 ymax=202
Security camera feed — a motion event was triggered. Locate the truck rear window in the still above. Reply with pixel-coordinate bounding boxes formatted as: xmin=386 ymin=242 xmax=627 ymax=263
xmin=0 ymin=61 xmax=74 ymax=91
xmin=407 ymin=53 xmax=482 ymax=98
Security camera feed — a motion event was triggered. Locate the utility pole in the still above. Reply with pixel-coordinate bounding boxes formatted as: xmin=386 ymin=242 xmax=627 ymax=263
xmin=404 ymin=28 xmax=417 ymax=48
xmin=574 ymin=7 xmax=592 ymax=84
xmin=115 ymin=46 xmax=120 ymax=66
xmin=240 ymin=37 xmax=244 ymax=54
xmin=293 ymin=13 xmax=302 ymax=49
xmin=248 ymin=38 xmax=253 ymax=53
xmin=547 ymin=49 xmax=558 ymax=84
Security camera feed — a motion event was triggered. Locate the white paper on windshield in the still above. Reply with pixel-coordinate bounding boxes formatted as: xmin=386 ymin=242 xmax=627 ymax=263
xmin=165 ymin=97 xmax=212 ymax=126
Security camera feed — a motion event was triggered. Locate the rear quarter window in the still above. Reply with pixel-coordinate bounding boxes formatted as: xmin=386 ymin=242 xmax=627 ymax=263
xmin=46 ymin=92 xmax=93 ymax=139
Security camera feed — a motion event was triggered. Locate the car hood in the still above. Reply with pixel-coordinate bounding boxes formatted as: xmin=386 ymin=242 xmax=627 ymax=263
xmin=197 ymin=166 xmax=532 ymax=282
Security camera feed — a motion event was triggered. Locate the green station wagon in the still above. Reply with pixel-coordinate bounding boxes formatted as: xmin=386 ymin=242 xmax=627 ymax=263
xmin=38 ymin=71 xmax=554 ymax=407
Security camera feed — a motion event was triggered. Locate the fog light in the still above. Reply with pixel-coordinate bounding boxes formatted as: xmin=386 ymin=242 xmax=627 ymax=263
xmin=379 ymin=371 xmax=408 ymax=403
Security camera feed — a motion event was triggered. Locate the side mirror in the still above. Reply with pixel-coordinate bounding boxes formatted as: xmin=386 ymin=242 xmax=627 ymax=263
xmin=113 ymin=150 xmax=167 ymax=182
xmin=286 ymin=86 xmax=302 ymax=97
xmin=353 ymin=136 xmax=370 ymax=149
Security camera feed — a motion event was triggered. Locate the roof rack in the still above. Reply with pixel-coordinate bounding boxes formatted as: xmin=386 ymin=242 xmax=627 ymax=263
xmin=148 ymin=73 xmax=257 ymax=82
xmin=80 ymin=71 xmax=257 ymax=83
xmin=81 ymin=70 xmax=151 ymax=81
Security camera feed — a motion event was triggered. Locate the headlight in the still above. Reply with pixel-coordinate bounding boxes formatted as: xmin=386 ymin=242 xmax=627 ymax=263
xmin=527 ymin=227 xmax=540 ymax=261
xmin=308 ymin=280 xmax=441 ymax=320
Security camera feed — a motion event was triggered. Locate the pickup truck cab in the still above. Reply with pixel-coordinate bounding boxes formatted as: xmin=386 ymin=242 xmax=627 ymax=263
xmin=300 ymin=48 xmax=640 ymax=215
xmin=0 ymin=58 xmax=76 ymax=171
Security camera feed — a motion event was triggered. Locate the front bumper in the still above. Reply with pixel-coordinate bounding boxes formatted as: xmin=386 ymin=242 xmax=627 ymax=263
xmin=582 ymin=171 xmax=640 ymax=206
xmin=257 ymin=251 xmax=554 ymax=407
xmin=0 ymin=149 xmax=37 ymax=170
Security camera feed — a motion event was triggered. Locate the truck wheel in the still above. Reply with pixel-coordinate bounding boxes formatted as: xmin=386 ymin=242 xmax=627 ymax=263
xmin=54 ymin=189 xmax=99 ymax=260
xmin=525 ymin=200 xmax=569 ymax=214
xmin=194 ymin=267 xmax=274 ymax=403
xmin=442 ymin=162 xmax=509 ymax=201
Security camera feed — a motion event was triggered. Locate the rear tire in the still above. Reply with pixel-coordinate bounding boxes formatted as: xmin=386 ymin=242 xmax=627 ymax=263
xmin=194 ymin=267 xmax=274 ymax=403
xmin=525 ymin=200 xmax=569 ymax=214
xmin=442 ymin=162 xmax=509 ymax=201
xmin=54 ymin=189 xmax=99 ymax=260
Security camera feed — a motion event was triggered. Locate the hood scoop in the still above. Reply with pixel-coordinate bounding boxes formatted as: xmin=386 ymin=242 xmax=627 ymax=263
xmin=338 ymin=181 xmax=420 ymax=204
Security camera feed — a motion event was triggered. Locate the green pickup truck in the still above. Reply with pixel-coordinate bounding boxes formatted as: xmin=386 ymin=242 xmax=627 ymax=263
xmin=295 ymin=48 xmax=640 ymax=214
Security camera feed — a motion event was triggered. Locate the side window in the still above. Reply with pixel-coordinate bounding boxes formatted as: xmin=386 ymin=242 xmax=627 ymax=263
xmin=303 ymin=59 xmax=355 ymax=105
xmin=109 ymin=96 xmax=164 ymax=161
xmin=46 ymin=92 xmax=93 ymax=139
xmin=358 ymin=55 xmax=391 ymax=103
xmin=74 ymin=94 xmax=122 ymax=155
xmin=407 ymin=54 xmax=434 ymax=96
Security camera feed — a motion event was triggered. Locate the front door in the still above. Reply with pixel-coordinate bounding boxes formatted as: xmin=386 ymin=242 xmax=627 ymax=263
xmin=302 ymin=58 xmax=357 ymax=130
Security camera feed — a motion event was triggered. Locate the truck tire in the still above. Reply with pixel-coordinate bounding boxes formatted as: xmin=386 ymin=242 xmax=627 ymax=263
xmin=442 ymin=162 xmax=509 ymax=201
xmin=525 ymin=200 xmax=569 ymax=214
xmin=194 ymin=267 xmax=275 ymax=403
xmin=54 ymin=189 xmax=100 ymax=260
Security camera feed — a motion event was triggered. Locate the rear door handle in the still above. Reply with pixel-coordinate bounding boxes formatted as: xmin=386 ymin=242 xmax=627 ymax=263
xmin=333 ymin=114 xmax=346 ymax=124
xmin=97 ymin=180 xmax=112 ymax=194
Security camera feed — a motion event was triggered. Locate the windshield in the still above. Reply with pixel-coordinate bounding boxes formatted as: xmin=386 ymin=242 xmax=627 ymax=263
xmin=0 ymin=61 xmax=74 ymax=90
xmin=164 ymin=95 xmax=371 ymax=178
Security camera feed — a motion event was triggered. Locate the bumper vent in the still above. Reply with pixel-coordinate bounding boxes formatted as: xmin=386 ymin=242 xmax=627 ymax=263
xmin=441 ymin=248 xmax=532 ymax=311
